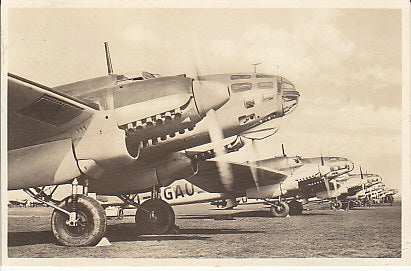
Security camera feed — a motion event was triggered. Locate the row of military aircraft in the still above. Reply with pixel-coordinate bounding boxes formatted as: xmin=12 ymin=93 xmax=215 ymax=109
xmin=7 ymin=43 xmax=396 ymax=246
xmin=96 ymin=146 xmax=397 ymax=228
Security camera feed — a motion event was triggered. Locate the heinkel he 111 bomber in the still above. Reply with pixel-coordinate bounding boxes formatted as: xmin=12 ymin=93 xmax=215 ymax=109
xmin=7 ymin=43 xmax=300 ymax=246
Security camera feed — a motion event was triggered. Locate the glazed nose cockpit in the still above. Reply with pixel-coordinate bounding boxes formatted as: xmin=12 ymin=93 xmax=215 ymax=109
xmin=329 ymin=158 xmax=355 ymax=173
xmin=278 ymin=77 xmax=299 ymax=116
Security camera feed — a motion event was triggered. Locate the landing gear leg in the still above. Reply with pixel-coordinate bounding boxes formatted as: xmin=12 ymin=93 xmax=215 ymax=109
xmin=341 ymin=201 xmax=350 ymax=211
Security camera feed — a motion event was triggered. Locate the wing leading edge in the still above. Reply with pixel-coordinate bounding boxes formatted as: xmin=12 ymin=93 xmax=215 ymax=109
xmin=8 ymin=73 xmax=99 ymax=150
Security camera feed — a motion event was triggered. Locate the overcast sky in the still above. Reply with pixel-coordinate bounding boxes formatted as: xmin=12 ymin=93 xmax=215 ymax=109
xmin=7 ymin=7 xmax=403 ymax=199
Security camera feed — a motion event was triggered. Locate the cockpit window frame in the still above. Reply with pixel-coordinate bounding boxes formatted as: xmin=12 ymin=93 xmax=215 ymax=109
xmin=231 ymin=82 xmax=252 ymax=93
xmin=257 ymin=82 xmax=274 ymax=89
xmin=256 ymin=74 xmax=275 ymax=78
xmin=230 ymin=74 xmax=252 ymax=80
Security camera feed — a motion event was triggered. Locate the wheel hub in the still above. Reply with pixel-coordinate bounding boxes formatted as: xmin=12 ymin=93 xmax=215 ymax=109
xmin=64 ymin=212 xmax=88 ymax=236
xmin=149 ymin=211 xmax=158 ymax=222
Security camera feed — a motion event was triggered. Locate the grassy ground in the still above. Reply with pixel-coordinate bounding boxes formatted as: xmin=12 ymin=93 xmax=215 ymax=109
xmin=7 ymin=201 xmax=401 ymax=258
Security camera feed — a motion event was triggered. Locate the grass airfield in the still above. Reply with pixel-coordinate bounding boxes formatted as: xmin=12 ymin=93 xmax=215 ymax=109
xmin=7 ymin=201 xmax=401 ymax=259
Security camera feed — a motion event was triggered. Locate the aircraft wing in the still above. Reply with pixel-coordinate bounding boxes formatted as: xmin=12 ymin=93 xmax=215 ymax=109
xmin=187 ymin=160 xmax=287 ymax=193
xmin=8 ymin=73 xmax=99 ymax=150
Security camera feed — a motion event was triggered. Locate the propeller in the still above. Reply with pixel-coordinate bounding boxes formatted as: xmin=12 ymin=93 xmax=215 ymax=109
xmin=317 ymin=154 xmax=331 ymax=198
xmin=331 ymin=179 xmax=338 ymax=194
xmin=322 ymin=174 xmax=331 ymax=199
xmin=245 ymin=138 xmax=261 ymax=190
xmin=206 ymin=109 xmax=234 ymax=192
xmin=191 ymin=39 xmax=237 ymax=196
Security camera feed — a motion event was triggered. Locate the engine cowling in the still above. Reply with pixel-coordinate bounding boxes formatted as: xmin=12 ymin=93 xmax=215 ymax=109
xmin=88 ymin=152 xmax=196 ymax=195
xmin=74 ymin=110 xmax=139 ymax=178
xmin=8 ymin=139 xmax=80 ymax=190
xmin=114 ymin=76 xmax=229 ymax=149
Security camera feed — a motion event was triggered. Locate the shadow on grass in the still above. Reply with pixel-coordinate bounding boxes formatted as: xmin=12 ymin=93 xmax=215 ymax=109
xmin=106 ymin=223 xmax=211 ymax=242
xmin=8 ymin=231 xmax=54 ymax=247
xmin=177 ymin=228 xmax=264 ymax=234
xmin=178 ymin=210 xmax=332 ymax=219
xmin=8 ymin=221 xmax=261 ymax=246
xmin=108 ymin=223 xmax=262 ymax=241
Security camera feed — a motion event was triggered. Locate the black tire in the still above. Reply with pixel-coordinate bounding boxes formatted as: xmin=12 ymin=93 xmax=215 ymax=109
xmin=288 ymin=200 xmax=303 ymax=215
xmin=135 ymin=199 xmax=175 ymax=235
xmin=51 ymin=195 xmax=107 ymax=246
xmin=270 ymin=201 xmax=290 ymax=217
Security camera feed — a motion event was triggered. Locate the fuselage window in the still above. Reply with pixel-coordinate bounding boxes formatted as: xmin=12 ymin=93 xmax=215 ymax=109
xmin=231 ymin=82 xmax=252 ymax=92
xmin=244 ymin=98 xmax=255 ymax=109
xmin=230 ymin=74 xmax=251 ymax=80
xmin=256 ymin=74 xmax=275 ymax=78
xmin=258 ymin=82 xmax=273 ymax=89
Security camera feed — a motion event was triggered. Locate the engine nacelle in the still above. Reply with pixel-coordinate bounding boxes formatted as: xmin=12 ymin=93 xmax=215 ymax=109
xmin=114 ymin=76 xmax=229 ymax=148
xmin=246 ymin=184 xmax=282 ymax=199
xmin=8 ymin=139 xmax=80 ymax=190
xmin=88 ymin=152 xmax=196 ymax=195
xmin=74 ymin=110 xmax=139 ymax=178
xmin=280 ymin=176 xmax=299 ymax=191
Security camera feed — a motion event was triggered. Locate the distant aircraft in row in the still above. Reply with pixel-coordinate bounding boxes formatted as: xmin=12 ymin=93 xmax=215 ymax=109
xmin=99 ymin=148 xmax=395 ymax=224
xmin=98 ymin=146 xmax=355 ymax=221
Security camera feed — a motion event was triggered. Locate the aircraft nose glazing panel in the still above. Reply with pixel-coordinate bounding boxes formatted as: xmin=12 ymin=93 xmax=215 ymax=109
xmin=279 ymin=78 xmax=299 ymax=115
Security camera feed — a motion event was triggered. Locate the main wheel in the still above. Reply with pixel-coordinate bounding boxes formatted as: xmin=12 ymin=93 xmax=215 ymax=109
xmin=135 ymin=199 xmax=175 ymax=235
xmin=51 ymin=195 xmax=107 ymax=246
xmin=288 ymin=200 xmax=303 ymax=215
xmin=270 ymin=201 xmax=290 ymax=217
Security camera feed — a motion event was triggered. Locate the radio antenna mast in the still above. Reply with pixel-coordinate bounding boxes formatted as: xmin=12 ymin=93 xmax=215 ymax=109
xmin=252 ymin=63 xmax=261 ymax=73
xmin=104 ymin=42 xmax=113 ymax=75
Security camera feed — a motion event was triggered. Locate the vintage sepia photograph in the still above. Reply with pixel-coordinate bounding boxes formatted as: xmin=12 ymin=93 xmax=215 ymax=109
xmin=1 ymin=0 xmax=410 ymax=267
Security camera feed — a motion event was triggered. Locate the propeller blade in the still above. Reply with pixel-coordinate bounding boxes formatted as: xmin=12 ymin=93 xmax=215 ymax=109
xmin=331 ymin=179 xmax=338 ymax=193
xmin=190 ymin=34 xmax=208 ymax=79
xmin=320 ymin=152 xmax=324 ymax=166
xmin=281 ymin=144 xmax=286 ymax=157
xmin=318 ymin=164 xmax=331 ymax=198
xmin=206 ymin=109 xmax=234 ymax=192
xmin=246 ymin=138 xmax=260 ymax=190
xmin=323 ymin=176 xmax=331 ymax=199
